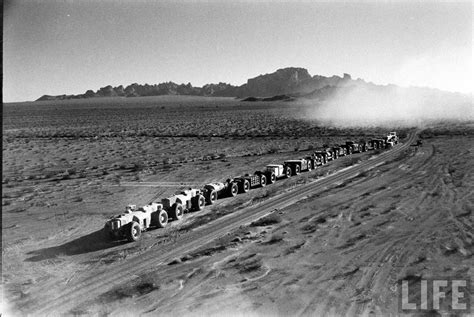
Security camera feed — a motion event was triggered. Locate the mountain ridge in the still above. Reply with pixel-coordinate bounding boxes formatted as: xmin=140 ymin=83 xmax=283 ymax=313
xmin=36 ymin=67 xmax=468 ymax=102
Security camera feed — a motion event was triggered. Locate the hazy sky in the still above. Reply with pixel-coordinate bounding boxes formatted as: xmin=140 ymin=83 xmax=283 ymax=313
xmin=3 ymin=0 xmax=473 ymax=102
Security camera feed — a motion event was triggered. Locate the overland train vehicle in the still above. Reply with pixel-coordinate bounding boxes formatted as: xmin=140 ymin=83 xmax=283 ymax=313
xmin=105 ymin=132 xmax=401 ymax=241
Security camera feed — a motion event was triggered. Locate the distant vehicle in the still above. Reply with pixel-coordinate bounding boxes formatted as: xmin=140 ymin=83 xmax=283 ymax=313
xmin=162 ymin=188 xmax=205 ymax=220
xmin=332 ymin=146 xmax=347 ymax=157
xmin=358 ymin=141 xmax=370 ymax=152
xmin=313 ymin=154 xmax=326 ymax=166
xmin=104 ymin=203 xmax=168 ymax=242
xmin=202 ymin=180 xmax=238 ymax=204
xmin=284 ymin=158 xmax=311 ymax=175
xmin=385 ymin=132 xmax=399 ymax=147
xmin=256 ymin=164 xmax=292 ymax=184
xmin=314 ymin=148 xmax=334 ymax=162
xmin=345 ymin=141 xmax=362 ymax=153
xmin=377 ymin=138 xmax=389 ymax=150
xmin=303 ymin=156 xmax=318 ymax=169
xmin=312 ymin=152 xmax=328 ymax=165
xmin=369 ymin=139 xmax=384 ymax=150
xmin=233 ymin=173 xmax=266 ymax=193
xmin=387 ymin=131 xmax=399 ymax=144
xmin=264 ymin=164 xmax=292 ymax=180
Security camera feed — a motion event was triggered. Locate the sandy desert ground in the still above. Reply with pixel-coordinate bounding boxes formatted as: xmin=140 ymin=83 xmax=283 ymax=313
xmin=2 ymin=96 xmax=473 ymax=316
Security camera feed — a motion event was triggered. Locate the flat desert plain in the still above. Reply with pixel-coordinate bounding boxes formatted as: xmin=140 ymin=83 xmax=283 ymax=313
xmin=2 ymin=96 xmax=473 ymax=316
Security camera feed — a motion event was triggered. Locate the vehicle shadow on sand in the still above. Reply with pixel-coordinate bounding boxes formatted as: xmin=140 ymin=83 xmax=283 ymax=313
xmin=25 ymin=229 xmax=121 ymax=262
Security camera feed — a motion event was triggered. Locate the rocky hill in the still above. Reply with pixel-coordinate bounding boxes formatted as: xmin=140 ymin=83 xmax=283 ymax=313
xmin=36 ymin=67 xmax=362 ymax=101
xmin=36 ymin=82 xmax=239 ymax=101
xmin=35 ymin=67 xmax=470 ymax=104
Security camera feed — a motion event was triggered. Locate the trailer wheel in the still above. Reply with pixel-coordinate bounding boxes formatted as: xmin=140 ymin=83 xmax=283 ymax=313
xmin=126 ymin=221 xmax=141 ymax=242
xmin=171 ymin=203 xmax=184 ymax=220
xmin=156 ymin=210 xmax=168 ymax=228
xmin=267 ymin=172 xmax=276 ymax=184
xmin=229 ymin=182 xmax=238 ymax=197
xmin=207 ymin=191 xmax=217 ymax=205
xmin=240 ymin=180 xmax=250 ymax=193
xmin=260 ymin=174 xmax=267 ymax=187
xmin=193 ymin=195 xmax=205 ymax=211
xmin=295 ymin=165 xmax=300 ymax=175
xmin=285 ymin=166 xmax=292 ymax=178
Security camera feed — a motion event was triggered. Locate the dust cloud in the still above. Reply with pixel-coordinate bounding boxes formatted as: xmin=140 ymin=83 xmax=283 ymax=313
xmin=303 ymin=84 xmax=473 ymax=127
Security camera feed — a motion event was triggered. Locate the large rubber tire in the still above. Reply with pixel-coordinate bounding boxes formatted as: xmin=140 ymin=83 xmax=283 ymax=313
xmin=207 ymin=190 xmax=217 ymax=205
xmin=171 ymin=203 xmax=184 ymax=220
xmin=193 ymin=195 xmax=205 ymax=211
xmin=126 ymin=221 xmax=141 ymax=242
xmin=156 ymin=210 xmax=168 ymax=228
xmin=240 ymin=180 xmax=250 ymax=193
xmin=307 ymin=162 xmax=312 ymax=171
xmin=260 ymin=175 xmax=266 ymax=187
xmin=295 ymin=165 xmax=300 ymax=175
xmin=228 ymin=182 xmax=238 ymax=197
xmin=285 ymin=166 xmax=292 ymax=178
xmin=267 ymin=172 xmax=276 ymax=184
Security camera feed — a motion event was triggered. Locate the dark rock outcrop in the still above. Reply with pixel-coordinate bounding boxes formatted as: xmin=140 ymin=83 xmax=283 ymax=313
xmin=238 ymin=67 xmax=311 ymax=98
xmin=242 ymin=97 xmax=261 ymax=102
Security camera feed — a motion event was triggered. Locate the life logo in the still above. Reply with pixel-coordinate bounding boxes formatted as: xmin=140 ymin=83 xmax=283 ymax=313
xmin=398 ymin=277 xmax=471 ymax=313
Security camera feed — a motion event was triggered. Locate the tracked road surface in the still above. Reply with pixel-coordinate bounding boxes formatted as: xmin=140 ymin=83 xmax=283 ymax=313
xmin=25 ymin=133 xmax=417 ymax=315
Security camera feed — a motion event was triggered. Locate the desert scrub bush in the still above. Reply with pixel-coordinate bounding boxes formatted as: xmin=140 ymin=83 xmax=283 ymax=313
xmin=310 ymin=170 xmax=325 ymax=179
xmin=162 ymin=157 xmax=173 ymax=165
xmin=177 ymin=156 xmax=188 ymax=163
xmin=267 ymin=146 xmax=280 ymax=154
xmin=250 ymin=213 xmax=282 ymax=227
xmin=66 ymin=168 xmax=77 ymax=175
xmin=355 ymin=170 xmax=369 ymax=178
xmin=342 ymin=157 xmax=362 ymax=167
xmin=71 ymin=196 xmax=83 ymax=202
xmin=266 ymin=233 xmax=284 ymax=244
xmin=131 ymin=162 xmax=145 ymax=172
